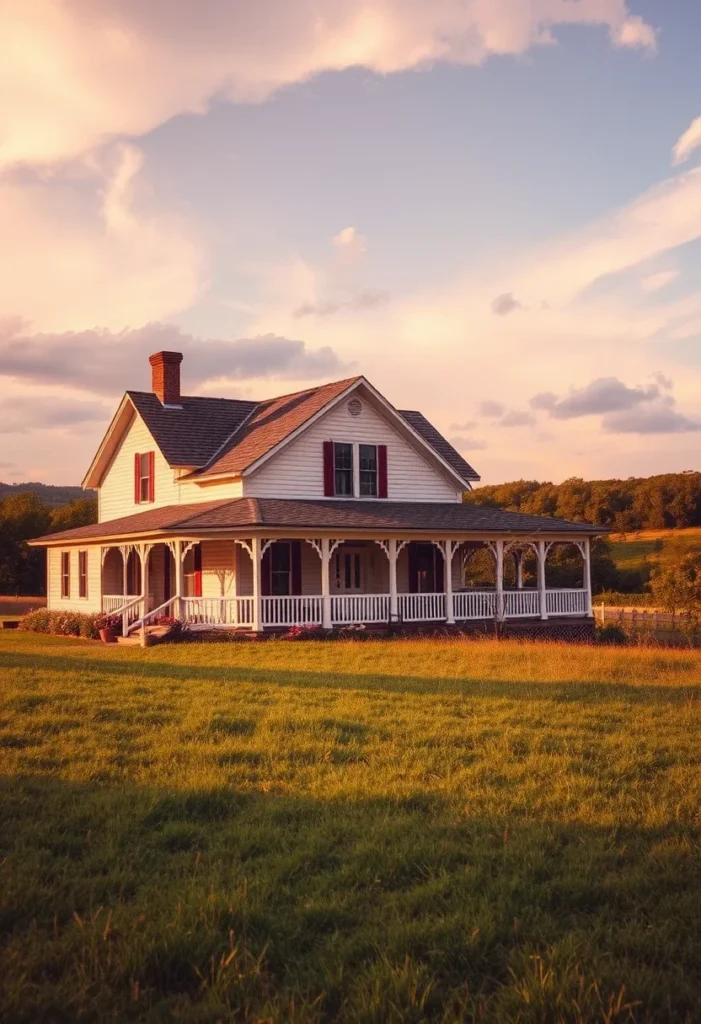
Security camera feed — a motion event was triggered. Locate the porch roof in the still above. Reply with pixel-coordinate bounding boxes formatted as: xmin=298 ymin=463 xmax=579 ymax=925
xmin=32 ymin=497 xmax=603 ymax=546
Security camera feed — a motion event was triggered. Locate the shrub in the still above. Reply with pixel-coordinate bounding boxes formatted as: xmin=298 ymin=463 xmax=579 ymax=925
xmin=596 ymin=623 xmax=627 ymax=646
xmin=20 ymin=608 xmax=103 ymax=640
xmin=281 ymin=624 xmax=327 ymax=641
xmin=153 ymin=615 xmax=185 ymax=638
xmin=95 ymin=613 xmax=122 ymax=632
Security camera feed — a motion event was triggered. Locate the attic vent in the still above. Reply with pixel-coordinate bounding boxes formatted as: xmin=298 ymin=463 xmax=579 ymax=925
xmin=347 ymin=398 xmax=363 ymax=417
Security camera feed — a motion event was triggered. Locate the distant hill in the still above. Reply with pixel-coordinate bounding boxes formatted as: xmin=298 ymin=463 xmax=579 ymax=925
xmin=0 ymin=482 xmax=93 ymax=508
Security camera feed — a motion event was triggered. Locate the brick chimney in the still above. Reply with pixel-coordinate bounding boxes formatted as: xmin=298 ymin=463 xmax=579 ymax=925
xmin=149 ymin=351 xmax=183 ymax=406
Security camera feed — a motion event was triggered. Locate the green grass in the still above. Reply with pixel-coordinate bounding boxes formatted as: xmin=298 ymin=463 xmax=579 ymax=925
xmin=2 ymin=632 xmax=701 ymax=1022
xmin=609 ymin=527 xmax=701 ymax=578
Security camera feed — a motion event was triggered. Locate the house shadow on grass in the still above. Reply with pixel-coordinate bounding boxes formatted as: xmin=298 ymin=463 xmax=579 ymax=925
xmin=2 ymin=772 xmax=701 ymax=1021
xmin=2 ymin=646 xmax=700 ymax=704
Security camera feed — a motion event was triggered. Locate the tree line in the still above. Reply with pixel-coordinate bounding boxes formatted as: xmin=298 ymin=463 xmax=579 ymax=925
xmin=0 ymin=492 xmax=97 ymax=595
xmin=464 ymin=472 xmax=701 ymax=531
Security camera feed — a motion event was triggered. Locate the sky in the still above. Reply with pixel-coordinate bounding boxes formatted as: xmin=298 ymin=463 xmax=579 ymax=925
xmin=1 ymin=0 xmax=701 ymax=487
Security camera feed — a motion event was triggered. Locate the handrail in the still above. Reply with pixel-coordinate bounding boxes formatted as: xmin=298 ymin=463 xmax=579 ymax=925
xmin=129 ymin=596 xmax=177 ymax=635
xmin=120 ymin=594 xmax=145 ymax=638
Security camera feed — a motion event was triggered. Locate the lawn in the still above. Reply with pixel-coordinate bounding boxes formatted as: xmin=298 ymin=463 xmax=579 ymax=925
xmin=2 ymin=632 xmax=701 ymax=1022
xmin=609 ymin=527 xmax=701 ymax=578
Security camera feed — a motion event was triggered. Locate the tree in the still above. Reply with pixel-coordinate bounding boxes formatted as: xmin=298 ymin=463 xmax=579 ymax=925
xmin=650 ymin=553 xmax=701 ymax=622
xmin=49 ymin=497 xmax=98 ymax=532
xmin=0 ymin=492 xmax=51 ymax=595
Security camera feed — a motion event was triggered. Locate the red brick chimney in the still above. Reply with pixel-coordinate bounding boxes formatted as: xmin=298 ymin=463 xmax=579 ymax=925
xmin=149 ymin=351 xmax=183 ymax=406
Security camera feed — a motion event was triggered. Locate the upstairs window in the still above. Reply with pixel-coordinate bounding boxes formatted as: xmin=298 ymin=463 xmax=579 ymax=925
xmin=61 ymin=552 xmax=70 ymax=598
xmin=78 ymin=551 xmax=88 ymax=598
xmin=134 ymin=451 xmax=155 ymax=504
xmin=359 ymin=444 xmax=378 ymax=496
xmin=334 ymin=442 xmax=353 ymax=496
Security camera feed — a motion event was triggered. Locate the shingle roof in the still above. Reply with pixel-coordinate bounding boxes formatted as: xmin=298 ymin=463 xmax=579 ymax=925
xmin=193 ymin=377 xmax=361 ymax=477
xmin=127 ymin=391 xmax=257 ymax=466
xmin=399 ymin=410 xmax=479 ymax=482
xmin=126 ymin=377 xmax=480 ymax=486
xmin=33 ymin=498 xmax=602 ymax=544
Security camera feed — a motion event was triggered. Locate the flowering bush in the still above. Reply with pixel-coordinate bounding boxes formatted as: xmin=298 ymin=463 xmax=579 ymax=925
xmin=281 ymin=624 xmax=327 ymax=641
xmin=20 ymin=608 xmax=103 ymax=640
xmin=153 ymin=615 xmax=185 ymax=638
xmin=95 ymin=613 xmax=122 ymax=633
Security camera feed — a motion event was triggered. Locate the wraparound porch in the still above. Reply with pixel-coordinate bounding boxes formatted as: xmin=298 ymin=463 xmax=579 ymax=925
xmin=99 ymin=534 xmax=594 ymax=636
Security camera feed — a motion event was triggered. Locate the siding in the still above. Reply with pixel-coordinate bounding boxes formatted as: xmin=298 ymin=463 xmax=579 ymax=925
xmin=99 ymin=411 xmax=242 ymax=523
xmin=202 ymin=540 xmax=236 ymax=597
xmin=244 ymin=398 xmax=461 ymax=502
xmin=47 ymin=545 xmax=103 ymax=613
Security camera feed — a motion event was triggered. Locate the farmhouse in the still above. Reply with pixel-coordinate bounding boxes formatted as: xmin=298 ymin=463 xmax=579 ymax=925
xmin=32 ymin=351 xmax=600 ymax=636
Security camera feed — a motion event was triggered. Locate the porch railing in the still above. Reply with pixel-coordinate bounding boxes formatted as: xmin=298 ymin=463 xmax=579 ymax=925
xmin=399 ymin=593 xmax=446 ymax=622
xmin=262 ymin=595 xmax=322 ymax=627
xmin=546 ymin=589 xmax=587 ymax=616
xmin=331 ymin=594 xmax=390 ymax=625
xmin=504 ymin=589 xmax=541 ymax=618
xmin=102 ymin=594 xmax=140 ymax=614
xmin=181 ymin=596 xmax=254 ymax=627
xmin=453 ymin=590 xmax=497 ymax=620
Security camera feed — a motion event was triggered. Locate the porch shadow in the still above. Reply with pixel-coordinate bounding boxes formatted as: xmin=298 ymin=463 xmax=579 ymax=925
xmin=2 ymin=647 xmax=699 ymax=703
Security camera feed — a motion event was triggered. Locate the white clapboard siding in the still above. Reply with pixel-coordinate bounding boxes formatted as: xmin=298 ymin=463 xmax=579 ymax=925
xmin=47 ymin=545 xmax=103 ymax=613
xmin=244 ymin=398 xmax=461 ymax=502
xmin=201 ymin=540 xmax=236 ymax=597
xmin=99 ymin=411 xmax=242 ymax=523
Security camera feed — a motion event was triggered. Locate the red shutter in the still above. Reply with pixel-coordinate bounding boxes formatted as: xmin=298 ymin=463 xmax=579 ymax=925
xmin=323 ymin=441 xmax=334 ymax=496
xmin=148 ymin=450 xmax=155 ymax=503
xmin=378 ymin=444 xmax=388 ymax=499
xmin=193 ymin=544 xmax=202 ymax=598
xmin=261 ymin=547 xmax=271 ymax=596
xmin=134 ymin=452 xmax=141 ymax=503
xmin=291 ymin=541 xmax=302 ymax=596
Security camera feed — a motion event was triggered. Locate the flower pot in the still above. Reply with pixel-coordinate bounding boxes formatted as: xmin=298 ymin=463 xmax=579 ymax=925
xmin=99 ymin=628 xmax=117 ymax=644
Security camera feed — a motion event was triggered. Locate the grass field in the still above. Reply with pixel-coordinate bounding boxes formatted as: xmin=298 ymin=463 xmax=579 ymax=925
xmin=2 ymin=632 xmax=701 ymax=1022
xmin=608 ymin=527 xmax=701 ymax=578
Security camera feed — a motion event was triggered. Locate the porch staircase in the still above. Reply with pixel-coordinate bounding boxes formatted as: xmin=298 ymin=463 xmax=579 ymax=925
xmin=116 ymin=624 xmax=173 ymax=646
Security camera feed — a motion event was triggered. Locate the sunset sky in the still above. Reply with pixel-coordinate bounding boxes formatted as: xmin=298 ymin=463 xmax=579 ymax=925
xmin=2 ymin=0 xmax=701 ymax=487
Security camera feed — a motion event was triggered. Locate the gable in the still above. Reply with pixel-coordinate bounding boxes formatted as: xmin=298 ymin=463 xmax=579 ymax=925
xmin=244 ymin=391 xmax=463 ymax=502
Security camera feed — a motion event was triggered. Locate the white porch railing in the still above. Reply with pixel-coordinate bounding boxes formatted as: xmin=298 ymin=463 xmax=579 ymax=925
xmin=504 ymin=589 xmax=541 ymax=618
xmin=399 ymin=593 xmax=446 ymax=622
xmin=453 ymin=590 xmax=497 ymax=620
xmin=181 ymin=596 xmax=255 ymax=627
xmin=262 ymin=595 xmax=323 ymax=627
xmin=331 ymin=594 xmax=390 ymax=625
xmin=102 ymin=594 xmax=140 ymax=614
xmin=546 ymin=589 xmax=588 ymax=616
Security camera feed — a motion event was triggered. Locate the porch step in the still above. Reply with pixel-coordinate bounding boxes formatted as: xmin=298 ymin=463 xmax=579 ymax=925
xmin=119 ymin=624 xmax=172 ymax=645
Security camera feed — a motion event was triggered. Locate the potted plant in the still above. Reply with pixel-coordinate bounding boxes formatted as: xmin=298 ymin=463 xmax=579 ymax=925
xmin=96 ymin=613 xmax=121 ymax=644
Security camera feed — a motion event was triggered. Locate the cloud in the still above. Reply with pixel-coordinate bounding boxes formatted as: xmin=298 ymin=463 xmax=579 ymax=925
xmin=333 ymin=226 xmax=365 ymax=253
xmin=449 ymin=420 xmax=477 ymax=431
xmin=500 ymin=409 xmax=536 ymax=427
xmin=448 ymin=435 xmax=488 ymax=452
xmin=531 ymin=376 xmax=660 ymax=419
xmin=491 ymin=292 xmax=522 ymax=316
xmin=0 ymin=321 xmax=350 ymax=395
xmin=0 ymin=143 xmax=204 ymax=332
xmin=672 ymin=116 xmax=701 ymax=166
xmin=293 ymin=290 xmax=389 ymax=318
xmin=640 ymin=269 xmax=679 ymax=292
xmin=602 ymin=406 xmax=701 ymax=434
xmin=0 ymin=395 xmax=109 ymax=433
xmin=478 ymin=399 xmax=506 ymax=417
xmin=0 ymin=1 xmax=656 ymax=171
xmin=651 ymin=370 xmax=673 ymax=390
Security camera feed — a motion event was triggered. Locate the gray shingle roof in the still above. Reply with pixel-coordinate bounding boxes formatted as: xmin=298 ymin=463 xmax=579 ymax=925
xmin=33 ymin=498 xmax=602 ymax=544
xmin=399 ymin=410 xmax=479 ymax=482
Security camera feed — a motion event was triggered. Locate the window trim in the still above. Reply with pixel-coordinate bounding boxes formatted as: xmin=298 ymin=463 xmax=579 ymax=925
xmin=358 ymin=443 xmax=378 ymax=497
xmin=331 ymin=441 xmax=385 ymax=498
xmin=78 ymin=550 xmax=88 ymax=599
xmin=60 ymin=551 xmax=70 ymax=599
xmin=333 ymin=441 xmax=354 ymax=498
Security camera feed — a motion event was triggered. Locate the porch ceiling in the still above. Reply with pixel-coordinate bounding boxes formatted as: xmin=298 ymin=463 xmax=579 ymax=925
xmin=31 ymin=497 xmax=604 ymax=547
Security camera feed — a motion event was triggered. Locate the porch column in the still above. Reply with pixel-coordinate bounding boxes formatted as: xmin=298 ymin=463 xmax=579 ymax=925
xmin=495 ymin=539 xmax=505 ymax=621
xmin=122 ymin=547 xmax=129 ymax=596
xmin=516 ymin=551 xmax=524 ymax=590
xmin=140 ymin=545 xmax=149 ymax=609
xmin=321 ymin=537 xmax=332 ymax=630
xmin=174 ymin=540 xmax=183 ymax=618
xmin=388 ymin=539 xmax=398 ymax=620
xmin=537 ymin=539 xmax=547 ymax=620
xmin=584 ymin=537 xmax=593 ymax=616
xmin=445 ymin=540 xmax=455 ymax=624
xmin=252 ymin=536 xmax=262 ymax=632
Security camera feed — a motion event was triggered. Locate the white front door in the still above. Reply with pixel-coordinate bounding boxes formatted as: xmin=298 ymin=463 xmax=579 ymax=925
xmin=334 ymin=547 xmax=364 ymax=592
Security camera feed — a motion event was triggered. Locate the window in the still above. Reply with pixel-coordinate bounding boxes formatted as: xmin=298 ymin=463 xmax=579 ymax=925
xmin=359 ymin=444 xmax=378 ymax=497
xmin=78 ymin=551 xmax=88 ymax=599
xmin=270 ymin=542 xmax=291 ymax=596
xmin=334 ymin=442 xmax=353 ymax=496
xmin=135 ymin=451 xmax=155 ymax=504
xmin=61 ymin=552 xmax=70 ymax=598
xmin=126 ymin=549 xmax=142 ymax=596
xmin=334 ymin=550 xmax=362 ymax=591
